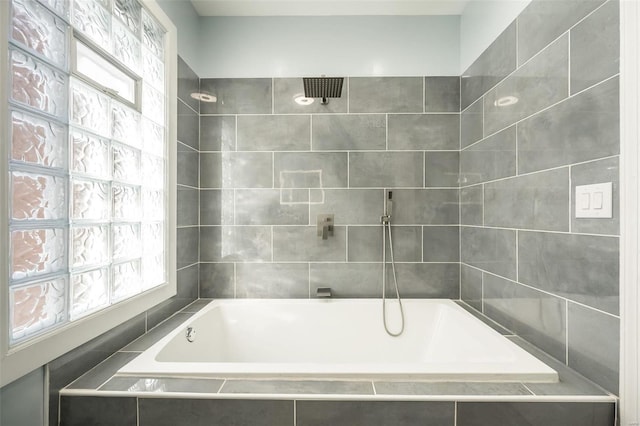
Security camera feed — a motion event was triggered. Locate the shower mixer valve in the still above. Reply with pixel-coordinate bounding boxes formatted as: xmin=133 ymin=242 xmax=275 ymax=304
xmin=317 ymin=214 xmax=334 ymax=240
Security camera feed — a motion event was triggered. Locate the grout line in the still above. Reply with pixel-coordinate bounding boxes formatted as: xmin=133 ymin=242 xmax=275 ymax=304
xmin=309 ymin=114 xmax=313 ymax=150
xmin=234 ymin=115 xmax=238 ymax=151
xmin=308 ymin=262 xmax=311 ymax=298
xmin=423 ymin=77 xmax=426 ymax=113
xmin=565 ymin=299 xmax=570 ymax=365
xmin=515 ymin=230 xmax=519 ymax=282
xmin=568 ymin=165 xmax=573 ymax=233
xmin=521 ymin=383 xmax=536 ymax=396
xmin=371 ymin=381 xmax=378 ymax=395
xmin=385 ymin=113 xmax=389 ymax=151
xmin=515 ymin=18 xmax=519 ymax=67
xmin=218 ymin=379 xmax=227 ymax=394
xmin=480 ymin=271 xmax=484 ymax=313
xmin=271 ymin=78 xmax=275 ymax=114
xmin=233 ymin=262 xmax=237 ymax=298
xmin=567 ymin=31 xmax=571 ymax=96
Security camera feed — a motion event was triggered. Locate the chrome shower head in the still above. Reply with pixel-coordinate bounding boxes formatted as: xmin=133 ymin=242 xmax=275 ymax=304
xmin=303 ymin=77 xmax=344 ymax=105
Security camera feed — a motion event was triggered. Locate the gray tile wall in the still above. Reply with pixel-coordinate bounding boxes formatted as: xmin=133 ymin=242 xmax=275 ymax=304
xmin=198 ymin=76 xmax=461 ymax=300
xmin=459 ymin=0 xmax=620 ymax=394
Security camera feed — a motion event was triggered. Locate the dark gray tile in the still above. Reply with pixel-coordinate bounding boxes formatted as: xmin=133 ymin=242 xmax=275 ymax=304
xmin=461 ymin=264 xmax=482 ymax=311
xmin=310 ymin=263 xmax=382 ymax=298
xmin=146 ymin=297 xmax=194 ymax=330
xmin=67 ymin=352 xmax=139 ymax=390
xmin=460 ymin=126 xmax=516 ymax=185
xmin=177 ymin=186 xmax=198 ymax=227
xmin=200 ymin=115 xmax=236 ymax=152
xmin=139 ymin=399 xmax=294 ymax=426
xmin=236 ymin=263 xmax=309 ymax=298
xmin=274 ymin=77 xmax=347 ymax=114
xmin=177 ymin=264 xmax=199 ymax=299
xmin=517 ymin=76 xmax=619 ymax=174
xmin=425 ymin=76 xmax=460 ymax=112
xmin=349 ymin=77 xmax=423 ymax=113
xmin=100 ymin=377 xmax=223 ymax=393
xmin=274 ymin=152 xmax=348 ymax=188
xmin=461 ymin=98 xmax=483 ymax=149
xmin=237 ymin=115 xmax=310 ymax=151
xmin=570 ymin=1 xmax=619 ymax=93
xmin=389 ymin=189 xmax=459 ymax=225
xmin=461 ymin=226 xmax=516 ymax=280
xmin=460 ymin=186 xmax=483 ymax=226
xmin=273 ymin=226 xmax=346 ymax=261
xmin=375 ymin=381 xmax=531 ymax=395
xmin=178 ymin=56 xmax=199 ymax=112
xmin=484 ymin=168 xmax=570 ymax=232
xmin=388 ymin=114 xmax=460 ymax=150
xmin=177 ymin=227 xmax=198 ymax=269
xmin=222 ymin=380 xmax=372 ymax=395
xmin=181 ymin=299 xmax=212 ymax=313
xmin=312 ymin=114 xmax=385 ymax=150
xmin=571 ymin=157 xmax=619 ymax=235
xmin=1 ymin=368 xmax=45 ymax=426
xmin=568 ymin=302 xmax=620 ymax=394
xmin=348 ymin=226 xmax=382 ymax=262
xmin=456 ymin=301 xmax=512 ymax=334
xmin=235 ymin=189 xmax=309 ymax=225
xmin=461 ymin=22 xmax=517 ymax=110
xmin=296 ymin=401 xmax=454 ymax=426
xmin=423 ymin=226 xmax=459 ymax=262
xmin=199 ymin=263 xmax=235 ymax=298
xmin=518 ymin=231 xmax=619 ymax=315
xmin=349 ymin=152 xmax=423 ymax=188
xmin=200 ymin=189 xmax=223 ymax=226
xmin=177 ymin=142 xmax=198 ymax=187
xmin=518 ymin=0 xmax=607 ymax=65
xmin=177 ymin=100 xmax=198 ymax=150
xmin=200 ymin=226 xmax=271 ymax=262
xmin=484 ymin=34 xmax=569 ymax=136
xmin=60 ymin=396 xmax=136 ymax=426
xmin=200 ymin=152 xmax=221 ymax=188
xmin=457 ymin=401 xmax=615 ymax=426
xmin=425 ymin=151 xmax=459 ymax=187
xmin=199 ymin=78 xmax=272 ymax=114
xmin=309 ymin=189 xmax=383 ymax=225
xmin=483 ymin=273 xmax=566 ymax=362
xmin=221 ymin=152 xmax=273 ymax=188
xmin=385 ymin=226 xmax=422 ymax=262
xmin=122 ymin=313 xmax=194 ymax=351
xmin=386 ymin=263 xmax=459 ymax=298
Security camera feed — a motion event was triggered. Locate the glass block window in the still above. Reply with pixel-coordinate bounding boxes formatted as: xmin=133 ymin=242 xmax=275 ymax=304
xmin=7 ymin=0 xmax=168 ymax=345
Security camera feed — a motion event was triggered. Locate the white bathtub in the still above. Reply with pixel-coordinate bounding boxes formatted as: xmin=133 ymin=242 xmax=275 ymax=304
xmin=118 ymin=299 xmax=558 ymax=382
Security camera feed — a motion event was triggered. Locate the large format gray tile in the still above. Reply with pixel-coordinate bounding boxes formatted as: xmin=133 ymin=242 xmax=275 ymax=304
xmin=274 ymin=152 xmax=348 ymax=188
xmin=570 ymin=0 xmax=619 ymax=94
xmin=177 ymin=100 xmax=198 ymax=150
xmin=425 ymin=76 xmax=460 ymax=112
xmin=385 ymin=226 xmax=422 ymax=262
xmin=484 ymin=168 xmax=570 ymax=231
xmin=177 ymin=186 xmax=198 ymax=226
xmin=273 ymin=226 xmax=346 ymax=261
xmin=461 ymin=22 xmax=517 ymax=110
xmin=222 ymin=380 xmax=373 ymax=395
xmin=518 ymin=231 xmax=619 ymax=315
xmin=100 ymin=377 xmax=224 ymax=393
xmin=200 ymin=226 xmax=271 ymax=262
xmin=122 ymin=313 xmax=194 ymax=351
xmin=461 ymin=227 xmax=516 ymax=280
xmin=200 ymin=189 xmax=234 ymax=226
xmin=178 ymin=56 xmax=199 ymax=112
xmin=456 ymin=301 xmax=512 ymax=335
xmin=388 ymin=114 xmax=460 ymax=150
xmin=461 ymin=98 xmax=483 ymax=148
xmin=571 ymin=157 xmax=619 ymax=235
xmin=347 ymin=225 xmax=422 ymax=263
xmin=460 ymin=186 xmax=483 ymax=226
xmin=235 ymin=189 xmax=309 ymax=225
xmin=176 ymin=263 xmax=199 ymax=299
xmin=274 ymin=77 xmax=347 ymax=114
xmin=67 ymin=352 xmax=139 ymax=390
xmin=177 ymin=227 xmax=198 ymax=269
xmin=386 ymin=263 xmax=459 ymax=298
xmin=177 ymin=142 xmax=198 ymax=188
xmin=349 ymin=152 xmax=423 ymax=188
xmin=375 ymin=381 xmax=531 ymax=396
xmin=221 ymin=152 xmax=273 ymax=188
xmin=200 ymin=152 xmax=221 ymax=188
xmin=347 ymin=226 xmax=382 ymax=262
xmin=483 ymin=273 xmax=567 ymax=362
xmin=484 ymin=34 xmax=569 ymax=136
xmin=146 ymin=297 xmax=194 ymax=331
xmin=517 ymin=76 xmax=619 ymax=174
xmin=309 ymin=189 xmax=383 ymax=225
xmin=237 ymin=115 xmax=310 ymax=151
xmin=236 ymin=263 xmax=309 ymax=298
xmin=60 ymin=396 xmax=137 ymax=426
xmin=517 ymin=0 xmax=607 ymax=65
xmin=181 ymin=299 xmax=212 ymax=313
xmin=200 ymin=115 xmax=236 ymax=152
xmin=312 ymin=114 xmax=385 ymax=150
xmin=460 ymin=126 xmax=516 ymax=185
xmin=139 ymin=399 xmax=294 ymax=426
xmin=425 ymin=151 xmax=459 ymax=187
xmin=310 ymin=263 xmax=382 ymax=298
xmin=296 ymin=401 xmax=454 ymax=426
xmin=460 ymin=264 xmax=482 ymax=311
xmin=349 ymin=77 xmax=423 ymax=113
xmin=457 ymin=401 xmax=614 ymax=426
xmin=423 ymin=226 xmax=459 ymax=262
xmin=389 ymin=189 xmax=459 ymax=225
xmin=199 ymin=263 xmax=235 ymax=298
xmin=568 ymin=303 xmax=619 ymax=394
xmin=199 ymin=78 xmax=272 ymax=114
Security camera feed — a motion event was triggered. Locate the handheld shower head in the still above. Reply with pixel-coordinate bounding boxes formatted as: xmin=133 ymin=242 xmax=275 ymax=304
xmin=386 ymin=191 xmax=393 ymax=218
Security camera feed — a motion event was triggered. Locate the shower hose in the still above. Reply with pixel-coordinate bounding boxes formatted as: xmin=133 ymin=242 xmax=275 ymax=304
xmin=382 ymin=216 xmax=405 ymax=337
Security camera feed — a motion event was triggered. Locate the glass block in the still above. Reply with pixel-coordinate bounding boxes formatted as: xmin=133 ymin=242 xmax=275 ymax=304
xmin=142 ymin=253 xmax=164 ymax=290
xmin=11 ymin=109 xmax=66 ymax=168
xmin=113 ymin=184 xmax=141 ymax=220
xmin=113 ymin=144 xmax=141 ymax=184
xmin=70 ymin=129 xmax=111 ymax=179
xmin=142 ymin=83 xmax=164 ymax=125
xmin=111 ymin=260 xmax=141 ymax=301
xmin=11 ymin=0 xmax=68 ymax=69
xmin=112 ymin=20 xmax=141 ymax=73
xmin=38 ymin=0 xmax=69 ymax=19
xmin=10 ymin=228 xmax=66 ymax=280
xmin=142 ymin=222 xmax=163 ymax=255
xmin=142 ymin=189 xmax=163 ymax=220
xmin=142 ymin=154 xmax=164 ymax=188
xmin=142 ymin=9 xmax=164 ymax=59
xmin=71 ymin=79 xmax=111 ymax=137
xmin=142 ymin=46 xmax=164 ymax=92
xmin=113 ymin=223 xmax=141 ymax=260
xmin=10 ymin=49 xmax=67 ymax=117
xmin=142 ymin=118 xmax=164 ymax=156
xmin=11 ymin=171 xmax=66 ymax=221
xmin=113 ymin=0 xmax=141 ymax=36
xmin=71 ymin=226 xmax=109 ymax=268
xmin=111 ymin=102 xmax=141 ymax=145
xmin=72 ymin=0 xmax=111 ymax=51
xmin=70 ymin=268 xmax=109 ymax=320
xmin=10 ymin=277 xmax=66 ymax=342
xmin=72 ymin=178 xmax=110 ymax=221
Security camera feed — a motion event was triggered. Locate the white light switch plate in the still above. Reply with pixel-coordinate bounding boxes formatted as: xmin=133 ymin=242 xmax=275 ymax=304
xmin=575 ymin=182 xmax=613 ymax=218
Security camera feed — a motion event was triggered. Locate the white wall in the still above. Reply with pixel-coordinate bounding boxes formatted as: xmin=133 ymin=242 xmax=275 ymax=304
xmin=156 ymin=0 xmax=202 ymax=73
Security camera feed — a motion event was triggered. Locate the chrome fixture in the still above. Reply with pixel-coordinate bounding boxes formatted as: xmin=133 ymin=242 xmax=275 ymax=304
xmin=317 ymin=287 xmax=332 ymax=298
xmin=186 ymin=326 xmax=196 ymax=342
xmin=303 ymin=76 xmax=344 ymax=105
xmin=317 ymin=214 xmax=334 ymax=240
xmin=381 ymin=190 xmax=405 ymax=337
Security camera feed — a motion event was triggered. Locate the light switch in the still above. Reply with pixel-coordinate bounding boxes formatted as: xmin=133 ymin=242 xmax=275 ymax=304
xmin=580 ymin=193 xmax=590 ymax=209
xmin=593 ymin=192 xmax=603 ymax=209
xmin=575 ymin=182 xmax=612 ymax=218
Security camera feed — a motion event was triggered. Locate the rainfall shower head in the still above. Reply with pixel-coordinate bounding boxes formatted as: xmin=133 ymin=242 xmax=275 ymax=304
xmin=303 ymin=77 xmax=344 ymax=105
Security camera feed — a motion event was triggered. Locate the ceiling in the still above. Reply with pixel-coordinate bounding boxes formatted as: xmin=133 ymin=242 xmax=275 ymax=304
xmin=189 ymin=0 xmax=471 ymax=16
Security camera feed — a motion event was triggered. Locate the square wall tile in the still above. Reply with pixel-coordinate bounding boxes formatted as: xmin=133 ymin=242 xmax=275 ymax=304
xmin=388 ymin=114 xmax=460 ymax=150
xmin=200 ymin=78 xmax=272 ymax=114
xmin=312 ymin=114 xmax=385 ymax=151
xmin=349 ymin=77 xmax=423 ymax=113
xmin=425 ymin=76 xmax=460 ymax=112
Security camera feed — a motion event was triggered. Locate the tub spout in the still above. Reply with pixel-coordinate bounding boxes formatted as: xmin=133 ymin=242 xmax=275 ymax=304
xmin=317 ymin=287 xmax=332 ymax=298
